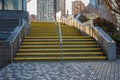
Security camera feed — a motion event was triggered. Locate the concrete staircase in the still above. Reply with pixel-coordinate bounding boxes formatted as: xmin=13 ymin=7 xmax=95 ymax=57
xmin=14 ymin=22 xmax=106 ymax=61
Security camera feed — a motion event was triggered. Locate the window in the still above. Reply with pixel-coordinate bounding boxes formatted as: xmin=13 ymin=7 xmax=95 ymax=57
xmin=0 ymin=0 xmax=23 ymax=10
xmin=0 ymin=0 xmax=2 ymax=10
xmin=4 ymin=0 xmax=23 ymax=10
xmin=98 ymin=0 xmax=99 ymax=5
xmin=90 ymin=0 xmax=95 ymax=6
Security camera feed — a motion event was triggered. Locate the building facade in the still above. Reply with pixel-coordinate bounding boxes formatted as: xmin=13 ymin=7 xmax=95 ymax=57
xmin=37 ymin=0 xmax=65 ymax=22
xmin=87 ymin=0 xmax=116 ymax=22
xmin=0 ymin=0 xmax=25 ymax=10
xmin=72 ymin=0 xmax=85 ymax=15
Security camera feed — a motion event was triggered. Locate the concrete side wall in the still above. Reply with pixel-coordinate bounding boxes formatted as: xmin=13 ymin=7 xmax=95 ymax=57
xmin=0 ymin=42 xmax=11 ymax=68
xmin=0 ymin=23 xmax=30 ymax=69
xmin=0 ymin=10 xmax=30 ymax=68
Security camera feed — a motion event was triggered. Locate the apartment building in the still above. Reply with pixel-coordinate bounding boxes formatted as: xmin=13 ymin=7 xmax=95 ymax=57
xmin=89 ymin=0 xmax=116 ymax=21
xmin=72 ymin=0 xmax=85 ymax=15
xmin=37 ymin=0 xmax=65 ymax=22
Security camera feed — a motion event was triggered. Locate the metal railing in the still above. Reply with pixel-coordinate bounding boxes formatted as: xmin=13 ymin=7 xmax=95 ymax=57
xmin=60 ymin=14 xmax=116 ymax=61
xmin=0 ymin=19 xmax=29 ymax=68
xmin=52 ymin=17 xmax=63 ymax=61
xmin=7 ymin=19 xmax=30 ymax=63
xmin=58 ymin=22 xmax=63 ymax=61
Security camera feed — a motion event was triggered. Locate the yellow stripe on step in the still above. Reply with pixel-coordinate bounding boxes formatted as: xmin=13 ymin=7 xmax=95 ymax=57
xmin=16 ymin=52 xmax=103 ymax=56
xmin=14 ymin=56 xmax=106 ymax=61
xmin=22 ymin=42 xmax=96 ymax=45
xmin=18 ymin=48 xmax=101 ymax=52
xmin=20 ymin=45 xmax=98 ymax=48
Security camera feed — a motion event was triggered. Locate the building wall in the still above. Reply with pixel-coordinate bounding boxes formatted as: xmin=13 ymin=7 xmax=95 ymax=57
xmin=58 ymin=0 xmax=66 ymax=16
xmin=72 ymin=1 xmax=85 ymax=15
xmin=37 ymin=0 xmax=65 ymax=22
xmin=92 ymin=0 xmax=116 ymax=22
xmin=86 ymin=0 xmax=120 ymax=24
xmin=37 ymin=0 xmax=54 ymax=22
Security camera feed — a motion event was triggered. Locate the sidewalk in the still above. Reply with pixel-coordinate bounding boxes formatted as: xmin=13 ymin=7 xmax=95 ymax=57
xmin=0 ymin=60 xmax=120 ymax=80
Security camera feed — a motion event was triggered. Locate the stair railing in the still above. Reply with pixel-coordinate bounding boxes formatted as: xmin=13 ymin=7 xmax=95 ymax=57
xmin=61 ymin=15 xmax=116 ymax=61
xmin=52 ymin=16 xmax=63 ymax=61
xmin=9 ymin=24 xmax=24 ymax=63
xmin=58 ymin=21 xmax=63 ymax=61
xmin=7 ymin=19 xmax=29 ymax=63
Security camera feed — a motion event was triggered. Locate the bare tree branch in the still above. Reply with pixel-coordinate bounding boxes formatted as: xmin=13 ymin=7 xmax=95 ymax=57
xmin=104 ymin=0 xmax=120 ymax=15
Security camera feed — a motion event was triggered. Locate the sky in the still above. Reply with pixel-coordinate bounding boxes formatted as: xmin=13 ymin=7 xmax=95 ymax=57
xmin=27 ymin=0 xmax=90 ymax=15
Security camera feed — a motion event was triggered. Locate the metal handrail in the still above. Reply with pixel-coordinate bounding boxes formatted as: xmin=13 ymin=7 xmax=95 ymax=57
xmin=58 ymin=22 xmax=63 ymax=61
xmin=9 ymin=23 xmax=26 ymax=44
xmin=8 ymin=22 xmax=26 ymax=63
xmin=52 ymin=17 xmax=63 ymax=61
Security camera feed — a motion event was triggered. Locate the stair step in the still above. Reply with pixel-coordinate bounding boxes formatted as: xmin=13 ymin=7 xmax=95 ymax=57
xmin=23 ymin=39 xmax=95 ymax=42
xmin=24 ymin=36 xmax=92 ymax=39
xmin=30 ymin=34 xmax=57 ymax=35
xmin=25 ymin=36 xmax=59 ymax=39
xmin=20 ymin=45 xmax=99 ymax=49
xmin=18 ymin=48 xmax=101 ymax=53
xmin=22 ymin=42 xmax=97 ymax=45
xmin=23 ymin=39 xmax=59 ymax=42
xmin=16 ymin=52 xmax=104 ymax=56
xmin=62 ymin=36 xmax=92 ymax=39
xmin=14 ymin=56 xmax=106 ymax=61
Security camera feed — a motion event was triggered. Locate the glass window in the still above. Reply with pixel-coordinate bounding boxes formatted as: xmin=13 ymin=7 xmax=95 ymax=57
xmin=4 ymin=0 xmax=22 ymax=10
xmin=0 ymin=0 xmax=2 ymax=10
xmin=90 ymin=0 xmax=95 ymax=6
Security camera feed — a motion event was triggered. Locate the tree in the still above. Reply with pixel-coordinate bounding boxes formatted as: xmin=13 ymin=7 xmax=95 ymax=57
xmin=104 ymin=0 xmax=120 ymax=15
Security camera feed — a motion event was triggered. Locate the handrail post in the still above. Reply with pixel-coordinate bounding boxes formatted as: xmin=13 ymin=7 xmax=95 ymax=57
xmin=10 ymin=43 xmax=13 ymax=63
xmin=58 ymin=21 xmax=63 ymax=61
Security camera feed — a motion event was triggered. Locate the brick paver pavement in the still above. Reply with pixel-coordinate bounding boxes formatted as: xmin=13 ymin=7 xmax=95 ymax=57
xmin=0 ymin=60 xmax=120 ymax=80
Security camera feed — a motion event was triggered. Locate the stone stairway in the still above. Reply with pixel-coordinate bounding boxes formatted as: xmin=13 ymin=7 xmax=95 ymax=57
xmin=14 ymin=22 xmax=106 ymax=61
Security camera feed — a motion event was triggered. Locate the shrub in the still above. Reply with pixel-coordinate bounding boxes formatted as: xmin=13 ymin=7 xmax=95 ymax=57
xmin=110 ymin=32 xmax=120 ymax=41
xmin=93 ymin=17 xmax=120 ymax=45
xmin=93 ymin=17 xmax=117 ymax=33
xmin=78 ymin=14 xmax=89 ymax=23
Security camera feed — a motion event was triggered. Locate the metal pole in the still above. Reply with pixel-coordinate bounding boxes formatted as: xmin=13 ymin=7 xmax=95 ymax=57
xmin=10 ymin=43 xmax=13 ymax=63
xmin=58 ymin=20 xmax=63 ymax=61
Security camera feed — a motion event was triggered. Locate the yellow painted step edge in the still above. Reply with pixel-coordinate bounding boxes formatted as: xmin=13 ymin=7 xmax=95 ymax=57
xmin=18 ymin=48 xmax=101 ymax=51
xmin=16 ymin=52 xmax=104 ymax=56
xmin=14 ymin=56 xmax=106 ymax=60
xmin=22 ymin=42 xmax=96 ymax=44
xmin=20 ymin=45 xmax=98 ymax=48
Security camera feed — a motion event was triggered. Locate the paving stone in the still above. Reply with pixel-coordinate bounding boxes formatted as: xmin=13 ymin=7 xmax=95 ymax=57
xmin=0 ymin=60 xmax=120 ymax=80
